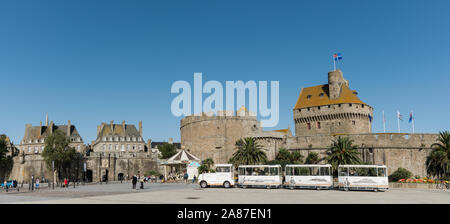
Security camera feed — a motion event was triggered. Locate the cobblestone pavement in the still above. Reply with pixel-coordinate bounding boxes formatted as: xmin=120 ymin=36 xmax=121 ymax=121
xmin=1 ymin=182 xmax=449 ymax=204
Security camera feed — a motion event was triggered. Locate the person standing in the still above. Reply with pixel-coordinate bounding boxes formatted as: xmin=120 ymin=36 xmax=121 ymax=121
xmin=132 ymin=175 xmax=137 ymax=189
xmin=35 ymin=178 xmax=40 ymax=190
xmin=31 ymin=175 xmax=34 ymax=191
xmin=140 ymin=175 xmax=144 ymax=189
xmin=64 ymin=178 xmax=68 ymax=188
xmin=183 ymin=172 xmax=188 ymax=184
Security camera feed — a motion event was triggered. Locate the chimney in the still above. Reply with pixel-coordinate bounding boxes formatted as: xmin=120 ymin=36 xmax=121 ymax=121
xmin=97 ymin=122 xmax=105 ymax=137
xmin=45 ymin=113 xmax=48 ymax=127
xmin=168 ymin=138 xmax=173 ymax=144
xmin=39 ymin=121 xmax=42 ymax=138
xmin=139 ymin=121 xmax=143 ymax=137
xmin=49 ymin=121 xmax=54 ymax=134
xmin=147 ymin=139 xmax=152 ymax=150
xmin=122 ymin=120 xmax=126 ymax=132
xmin=67 ymin=120 xmax=71 ymax=136
xmin=110 ymin=120 xmax=114 ymax=133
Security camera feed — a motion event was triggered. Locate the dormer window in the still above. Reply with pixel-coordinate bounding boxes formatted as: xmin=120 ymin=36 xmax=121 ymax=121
xmin=307 ymin=95 xmax=312 ymax=100
xmin=319 ymin=93 xmax=324 ymax=98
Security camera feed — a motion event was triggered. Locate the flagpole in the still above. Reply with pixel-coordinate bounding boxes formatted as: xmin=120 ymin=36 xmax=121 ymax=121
xmin=397 ymin=110 xmax=400 ymax=133
xmin=412 ymin=111 xmax=415 ymax=133
xmin=382 ymin=110 xmax=386 ymax=133
xmin=333 ymin=56 xmax=336 ymax=71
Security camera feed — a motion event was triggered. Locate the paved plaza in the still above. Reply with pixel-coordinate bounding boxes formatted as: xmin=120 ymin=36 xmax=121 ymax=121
xmin=0 ymin=182 xmax=449 ymax=204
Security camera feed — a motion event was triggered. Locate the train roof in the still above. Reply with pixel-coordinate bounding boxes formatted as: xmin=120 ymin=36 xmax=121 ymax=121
xmin=238 ymin=165 xmax=281 ymax=168
xmin=338 ymin=164 xmax=387 ymax=168
xmin=286 ymin=164 xmax=332 ymax=167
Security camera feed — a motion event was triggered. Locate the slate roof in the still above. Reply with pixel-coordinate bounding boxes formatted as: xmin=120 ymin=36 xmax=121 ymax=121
xmin=96 ymin=123 xmax=141 ymax=140
xmin=294 ymin=84 xmax=367 ymax=109
xmin=22 ymin=124 xmax=82 ymax=142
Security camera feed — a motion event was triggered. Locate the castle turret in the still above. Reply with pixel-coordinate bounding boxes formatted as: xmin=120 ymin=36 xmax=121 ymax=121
xmin=328 ymin=70 xmax=348 ymax=100
xmin=293 ymin=69 xmax=373 ymax=136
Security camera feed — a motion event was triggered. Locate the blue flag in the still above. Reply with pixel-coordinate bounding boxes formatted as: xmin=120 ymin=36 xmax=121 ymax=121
xmin=368 ymin=114 xmax=372 ymax=122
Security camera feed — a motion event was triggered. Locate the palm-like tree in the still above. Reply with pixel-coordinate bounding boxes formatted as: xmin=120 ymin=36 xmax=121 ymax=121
xmin=426 ymin=131 xmax=450 ymax=179
xmin=326 ymin=136 xmax=361 ymax=173
xmin=229 ymin=137 xmax=267 ymax=166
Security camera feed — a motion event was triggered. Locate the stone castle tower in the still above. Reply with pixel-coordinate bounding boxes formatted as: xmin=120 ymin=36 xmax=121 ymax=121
xmin=180 ymin=107 xmax=263 ymax=164
xmin=293 ymin=70 xmax=373 ymax=136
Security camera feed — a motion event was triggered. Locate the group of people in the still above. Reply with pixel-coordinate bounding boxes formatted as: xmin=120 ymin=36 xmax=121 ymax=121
xmin=131 ymin=173 xmax=145 ymax=189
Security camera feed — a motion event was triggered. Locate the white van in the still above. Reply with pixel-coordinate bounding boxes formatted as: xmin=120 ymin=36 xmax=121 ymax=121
xmin=198 ymin=164 xmax=234 ymax=188
xmin=338 ymin=165 xmax=389 ymax=192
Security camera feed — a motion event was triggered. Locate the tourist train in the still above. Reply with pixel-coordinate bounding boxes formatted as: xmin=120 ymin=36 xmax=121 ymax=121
xmin=198 ymin=164 xmax=388 ymax=192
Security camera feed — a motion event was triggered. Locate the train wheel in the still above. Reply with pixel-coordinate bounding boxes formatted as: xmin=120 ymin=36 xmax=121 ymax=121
xmin=223 ymin=181 xmax=231 ymax=188
xmin=200 ymin=181 xmax=207 ymax=188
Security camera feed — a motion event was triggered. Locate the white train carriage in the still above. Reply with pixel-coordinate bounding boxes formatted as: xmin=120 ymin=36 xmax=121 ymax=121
xmin=338 ymin=165 xmax=389 ymax=192
xmin=284 ymin=164 xmax=333 ymax=190
xmin=238 ymin=165 xmax=282 ymax=189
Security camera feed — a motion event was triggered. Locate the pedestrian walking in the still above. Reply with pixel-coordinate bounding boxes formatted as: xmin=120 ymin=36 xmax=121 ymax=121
xmin=192 ymin=175 xmax=196 ymax=184
xmin=64 ymin=178 xmax=68 ymax=188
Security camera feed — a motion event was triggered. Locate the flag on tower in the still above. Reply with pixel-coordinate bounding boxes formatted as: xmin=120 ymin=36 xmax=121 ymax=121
xmin=333 ymin=53 xmax=342 ymax=61
xmin=397 ymin=112 xmax=403 ymax=121
xmin=409 ymin=112 xmax=413 ymax=123
xmin=368 ymin=114 xmax=372 ymax=123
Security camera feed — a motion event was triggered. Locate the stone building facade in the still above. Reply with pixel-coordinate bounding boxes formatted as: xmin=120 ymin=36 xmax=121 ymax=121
xmin=9 ymin=119 xmax=86 ymax=182
xmin=85 ymin=121 xmax=160 ymax=182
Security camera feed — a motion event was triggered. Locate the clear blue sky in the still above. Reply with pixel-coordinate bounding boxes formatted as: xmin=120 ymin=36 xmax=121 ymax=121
xmin=1 ymin=0 xmax=449 ymax=144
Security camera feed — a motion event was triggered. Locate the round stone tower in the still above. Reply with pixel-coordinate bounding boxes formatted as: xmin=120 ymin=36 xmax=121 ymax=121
xmin=293 ymin=70 xmax=373 ymax=136
xmin=180 ymin=108 xmax=262 ymax=164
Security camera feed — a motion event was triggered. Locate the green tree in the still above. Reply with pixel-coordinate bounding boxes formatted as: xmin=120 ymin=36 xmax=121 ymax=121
xmin=202 ymin=158 xmax=214 ymax=169
xmin=229 ymin=137 xmax=267 ymax=166
xmin=158 ymin=142 xmax=177 ymax=159
xmin=270 ymin=148 xmax=303 ymax=168
xmin=390 ymin=167 xmax=412 ymax=181
xmin=326 ymin=136 xmax=361 ymax=174
xmin=0 ymin=136 xmax=13 ymax=182
xmin=426 ymin=131 xmax=450 ymax=179
xmin=41 ymin=130 xmax=77 ymax=181
xmin=305 ymin=152 xmax=322 ymax=164
xmin=198 ymin=164 xmax=211 ymax=174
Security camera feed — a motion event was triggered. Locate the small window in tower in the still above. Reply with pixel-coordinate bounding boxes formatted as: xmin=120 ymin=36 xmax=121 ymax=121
xmin=338 ymin=104 xmax=341 ymax=107
xmin=307 ymin=95 xmax=312 ymax=100
xmin=317 ymin=122 xmax=321 ymax=129
xmin=307 ymin=108 xmax=310 ymax=111
xmin=362 ymin=104 xmax=365 ymax=108
xmin=307 ymin=123 xmax=311 ymax=130
xmin=328 ymin=105 xmax=331 ymax=108
xmin=349 ymin=104 xmax=352 ymax=107
xmin=318 ymin=106 xmax=320 ymax=110
xmin=319 ymin=93 xmax=324 ymax=98
xmin=352 ymin=120 xmax=356 ymax=125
